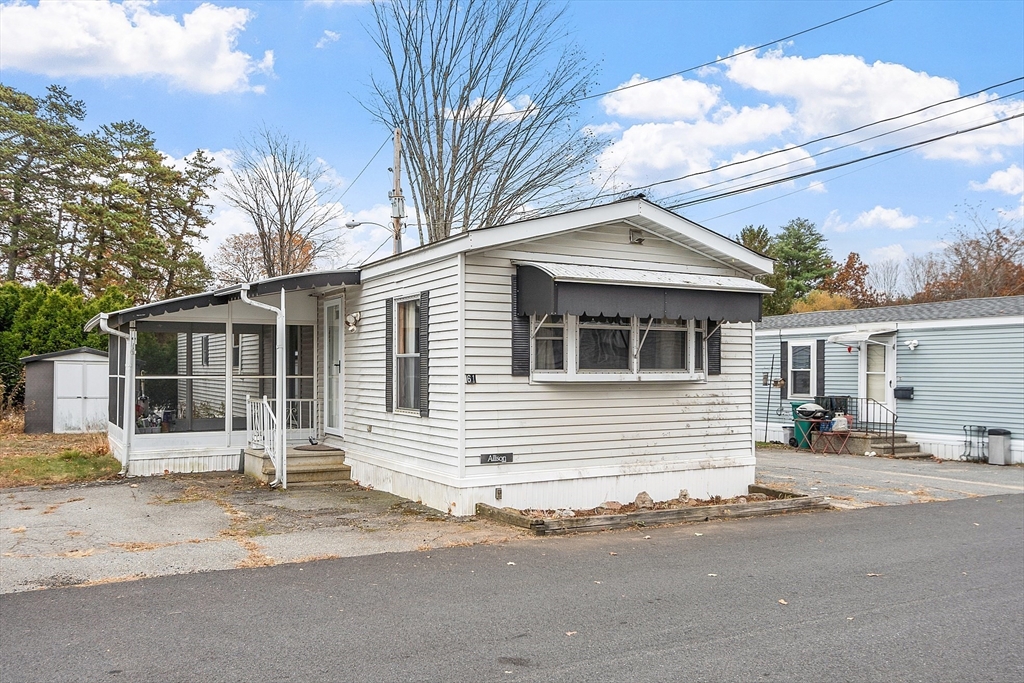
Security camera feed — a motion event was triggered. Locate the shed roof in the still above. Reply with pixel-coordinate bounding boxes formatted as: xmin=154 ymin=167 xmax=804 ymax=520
xmin=21 ymin=347 xmax=108 ymax=364
xmin=757 ymin=295 xmax=1024 ymax=330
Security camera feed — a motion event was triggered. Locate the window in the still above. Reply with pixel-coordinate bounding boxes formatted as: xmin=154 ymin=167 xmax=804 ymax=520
xmin=528 ymin=314 xmax=708 ymax=381
xmin=200 ymin=335 xmax=211 ymax=367
xmin=790 ymin=343 xmax=812 ymax=396
xmin=396 ymin=299 xmax=420 ymax=410
xmin=578 ymin=315 xmax=630 ymax=371
xmin=231 ymin=333 xmax=241 ymax=369
xmin=533 ymin=315 xmax=565 ymax=371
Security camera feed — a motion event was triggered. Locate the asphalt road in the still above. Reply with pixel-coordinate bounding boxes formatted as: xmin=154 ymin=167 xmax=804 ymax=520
xmin=2 ymin=494 xmax=1022 ymax=683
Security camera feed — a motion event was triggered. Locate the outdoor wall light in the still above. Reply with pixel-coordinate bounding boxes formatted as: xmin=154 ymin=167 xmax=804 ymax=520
xmin=345 ymin=312 xmax=361 ymax=332
xmin=905 ymin=339 xmax=919 ymax=350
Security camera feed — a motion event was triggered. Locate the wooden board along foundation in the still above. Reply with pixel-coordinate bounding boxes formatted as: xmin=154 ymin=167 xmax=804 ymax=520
xmin=476 ymin=487 xmax=829 ymax=535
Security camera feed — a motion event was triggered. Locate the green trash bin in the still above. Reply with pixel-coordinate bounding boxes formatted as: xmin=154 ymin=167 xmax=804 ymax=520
xmin=791 ymin=401 xmax=814 ymax=449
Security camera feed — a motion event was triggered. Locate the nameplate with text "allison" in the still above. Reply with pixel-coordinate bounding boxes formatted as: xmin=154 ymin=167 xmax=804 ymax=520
xmin=480 ymin=453 xmax=513 ymax=464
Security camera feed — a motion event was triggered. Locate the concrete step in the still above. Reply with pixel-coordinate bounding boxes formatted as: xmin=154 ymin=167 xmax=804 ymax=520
xmin=244 ymin=447 xmax=350 ymax=485
xmin=888 ymin=451 xmax=934 ymax=460
xmin=869 ymin=441 xmax=922 ymax=453
xmin=265 ymin=462 xmax=352 ymax=483
xmin=260 ymin=453 xmax=346 ymax=474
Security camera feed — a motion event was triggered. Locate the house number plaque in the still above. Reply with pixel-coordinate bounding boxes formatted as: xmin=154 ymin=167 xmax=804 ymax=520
xmin=480 ymin=453 xmax=513 ymax=464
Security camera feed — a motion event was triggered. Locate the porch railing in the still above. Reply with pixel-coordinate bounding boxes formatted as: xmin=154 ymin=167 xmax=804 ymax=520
xmin=814 ymin=395 xmax=898 ymax=454
xmin=246 ymin=395 xmax=283 ymax=487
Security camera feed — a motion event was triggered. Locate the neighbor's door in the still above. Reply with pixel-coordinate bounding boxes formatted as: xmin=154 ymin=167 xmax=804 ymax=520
xmin=324 ymin=299 xmax=344 ymax=436
xmin=861 ymin=336 xmax=896 ymax=419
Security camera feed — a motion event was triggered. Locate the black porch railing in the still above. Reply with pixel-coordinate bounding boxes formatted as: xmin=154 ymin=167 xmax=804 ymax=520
xmin=812 ymin=395 xmax=898 ymax=455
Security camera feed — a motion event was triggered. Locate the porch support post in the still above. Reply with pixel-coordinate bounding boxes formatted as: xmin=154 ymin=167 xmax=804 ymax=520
xmin=238 ymin=284 xmax=287 ymax=488
xmin=123 ymin=324 xmax=137 ymax=474
xmin=277 ymin=287 xmax=287 ymax=488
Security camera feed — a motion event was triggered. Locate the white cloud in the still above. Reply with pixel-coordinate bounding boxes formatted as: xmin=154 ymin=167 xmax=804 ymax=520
xmin=724 ymin=47 xmax=1023 ymax=163
xmin=595 ymin=104 xmax=793 ymax=187
xmin=970 ymin=164 xmax=1024 ymax=196
xmin=315 ymin=30 xmax=340 ymax=49
xmin=828 ymin=206 xmax=921 ymax=233
xmin=806 ymin=180 xmax=827 ymax=194
xmin=0 ymin=0 xmax=273 ymax=94
xmin=869 ymin=244 xmax=908 ymax=262
xmin=601 ymin=74 xmax=720 ymax=121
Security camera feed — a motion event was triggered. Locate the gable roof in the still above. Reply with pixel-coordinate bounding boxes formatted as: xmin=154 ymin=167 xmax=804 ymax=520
xmin=757 ymin=295 xmax=1024 ymax=330
xmin=21 ymin=347 xmax=107 ymax=364
xmin=361 ymin=197 xmax=774 ymax=279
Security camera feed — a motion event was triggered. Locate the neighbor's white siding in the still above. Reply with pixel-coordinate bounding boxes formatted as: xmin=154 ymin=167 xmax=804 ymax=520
xmin=342 ymin=257 xmax=462 ymax=483
xmin=460 ymin=222 xmax=758 ymax=509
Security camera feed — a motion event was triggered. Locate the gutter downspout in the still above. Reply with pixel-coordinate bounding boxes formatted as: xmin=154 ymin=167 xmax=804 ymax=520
xmin=239 ymin=285 xmax=287 ymax=488
xmin=98 ymin=313 xmax=135 ymax=477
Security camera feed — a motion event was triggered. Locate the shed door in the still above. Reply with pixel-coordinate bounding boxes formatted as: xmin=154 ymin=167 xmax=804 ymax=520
xmin=53 ymin=361 xmax=107 ymax=433
xmin=53 ymin=362 xmax=85 ymax=433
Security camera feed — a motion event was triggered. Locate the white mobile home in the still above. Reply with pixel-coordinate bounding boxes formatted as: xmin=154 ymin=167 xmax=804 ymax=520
xmin=87 ymin=198 xmax=774 ymax=512
xmin=754 ymin=296 xmax=1024 ymax=463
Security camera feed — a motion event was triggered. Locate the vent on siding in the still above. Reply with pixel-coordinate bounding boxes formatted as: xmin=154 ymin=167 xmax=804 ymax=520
xmin=418 ymin=290 xmax=429 ymax=417
xmin=511 ymin=275 xmax=530 ymax=377
xmin=384 ymin=297 xmax=393 ymax=413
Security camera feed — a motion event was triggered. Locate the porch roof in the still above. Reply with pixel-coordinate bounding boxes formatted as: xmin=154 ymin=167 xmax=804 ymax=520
xmin=86 ymin=269 xmax=360 ymax=329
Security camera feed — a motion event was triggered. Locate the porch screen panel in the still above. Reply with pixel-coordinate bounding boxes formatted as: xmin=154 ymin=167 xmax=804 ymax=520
xmin=230 ymin=324 xmax=314 ymax=433
xmin=134 ymin=322 xmax=225 ymax=433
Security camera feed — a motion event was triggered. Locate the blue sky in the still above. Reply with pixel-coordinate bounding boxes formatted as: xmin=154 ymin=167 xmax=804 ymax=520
xmin=2 ymin=0 xmax=1022 ymax=279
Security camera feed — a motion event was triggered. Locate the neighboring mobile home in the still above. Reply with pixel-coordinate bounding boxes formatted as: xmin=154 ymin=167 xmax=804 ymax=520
xmin=754 ymin=296 xmax=1024 ymax=463
xmin=86 ymin=198 xmax=774 ymax=512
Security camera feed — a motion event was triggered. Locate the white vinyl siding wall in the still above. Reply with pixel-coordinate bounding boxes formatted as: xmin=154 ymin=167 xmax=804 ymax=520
xmin=342 ymin=258 xmax=461 ymax=478
xmin=463 ymin=223 xmax=757 ymax=484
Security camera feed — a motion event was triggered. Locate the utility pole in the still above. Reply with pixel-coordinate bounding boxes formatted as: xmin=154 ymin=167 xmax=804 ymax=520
xmin=389 ymin=127 xmax=405 ymax=255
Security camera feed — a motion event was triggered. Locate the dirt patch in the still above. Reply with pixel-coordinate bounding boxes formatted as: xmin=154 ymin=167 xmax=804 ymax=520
xmin=109 ymin=541 xmax=177 ymax=552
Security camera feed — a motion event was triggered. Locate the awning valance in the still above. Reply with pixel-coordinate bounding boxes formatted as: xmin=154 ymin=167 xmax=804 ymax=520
xmin=826 ymin=328 xmax=896 ymax=345
xmin=515 ymin=262 xmax=771 ymax=322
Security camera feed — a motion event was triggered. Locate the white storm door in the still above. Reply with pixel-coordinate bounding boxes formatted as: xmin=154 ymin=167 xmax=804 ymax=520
xmin=861 ymin=336 xmax=896 ymax=415
xmin=325 ymin=300 xmax=344 ymax=436
xmin=53 ymin=362 xmax=85 ymax=433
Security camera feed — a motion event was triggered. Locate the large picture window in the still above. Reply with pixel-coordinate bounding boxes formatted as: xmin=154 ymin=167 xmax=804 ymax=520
xmin=396 ymin=299 xmax=420 ymax=410
xmin=530 ymin=315 xmax=707 ymax=381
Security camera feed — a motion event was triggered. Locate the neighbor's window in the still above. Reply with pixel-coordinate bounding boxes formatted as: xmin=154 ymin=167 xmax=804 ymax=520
xmin=534 ymin=315 xmax=565 ymax=371
xmin=396 ymin=299 xmax=420 ymax=410
xmin=790 ymin=343 xmax=812 ymax=396
xmin=578 ymin=314 xmax=631 ymax=371
xmin=638 ymin=317 xmax=687 ymax=371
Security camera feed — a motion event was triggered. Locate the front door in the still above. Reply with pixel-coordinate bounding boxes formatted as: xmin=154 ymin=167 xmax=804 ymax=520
xmin=324 ymin=300 xmax=344 ymax=436
xmin=861 ymin=335 xmax=896 ymax=414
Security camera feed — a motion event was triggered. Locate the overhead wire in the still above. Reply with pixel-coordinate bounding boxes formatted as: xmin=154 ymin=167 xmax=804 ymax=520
xmin=664 ymin=113 xmax=1024 ymax=210
xmin=337 ymin=133 xmax=393 ymax=203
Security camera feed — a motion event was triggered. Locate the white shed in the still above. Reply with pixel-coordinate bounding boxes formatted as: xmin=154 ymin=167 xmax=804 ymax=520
xmin=21 ymin=348 xmax=109 ymax=434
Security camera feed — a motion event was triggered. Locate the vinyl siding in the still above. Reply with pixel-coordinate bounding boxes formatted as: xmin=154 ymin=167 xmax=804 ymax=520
xmin=892 ymin=323 xmax=1023 ymax=438
xmin=462 ymin=228 xmax=757 ymax=479
xmin=342 ymin=257 xmax=461 ymax=477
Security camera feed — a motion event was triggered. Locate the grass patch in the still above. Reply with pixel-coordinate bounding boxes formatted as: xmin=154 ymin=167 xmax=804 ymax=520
xmin=0 ymin=449 xmax=121 ymax=488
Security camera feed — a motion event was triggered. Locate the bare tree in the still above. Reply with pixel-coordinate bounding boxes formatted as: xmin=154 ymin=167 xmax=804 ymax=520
xmin=866 ymin=258 xmax=903 ymax=303
xmin=905 ymin=205 xmax=1024 ymax=302
xmin=223 ymin=127 xmax=342 ymax=277
xmin=366 ymin=0 xmax=606 ymax=243
xmin=210 ymin=232 xmax=267 ymax=287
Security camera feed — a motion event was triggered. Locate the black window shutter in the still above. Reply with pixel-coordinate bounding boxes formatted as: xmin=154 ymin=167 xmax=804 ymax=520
xmin=511 ymin=274 xmax=530 ymax=377
xmin=707 ymin=321 xmax=722 ymax=376
xmin=779 ymin=340 xmax=789 ymax=400
xmin=384 ymin=298 xmax=393 ymax=413
xmin=419 ymin=291 xmax=430 ymax=417
xmin=816 ymin=339 xmax=826 ymax=399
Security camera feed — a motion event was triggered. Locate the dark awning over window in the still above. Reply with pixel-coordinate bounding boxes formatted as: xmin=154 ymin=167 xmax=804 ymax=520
xmin=515 ymin=263 xmax=770 ymax=323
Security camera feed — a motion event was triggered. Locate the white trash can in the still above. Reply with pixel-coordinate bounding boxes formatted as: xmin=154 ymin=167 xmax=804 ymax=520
xmin=988 ymin=429 xmax=1011 ymax=466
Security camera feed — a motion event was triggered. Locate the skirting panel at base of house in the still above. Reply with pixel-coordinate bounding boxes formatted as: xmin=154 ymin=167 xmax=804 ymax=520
xmin=904 ymin=431 xmax=1023 ymax=464
xmin=349 ymin=457 xmax=755 ymax=514
xmin=124 ymin=450 xmax=242 ymax=477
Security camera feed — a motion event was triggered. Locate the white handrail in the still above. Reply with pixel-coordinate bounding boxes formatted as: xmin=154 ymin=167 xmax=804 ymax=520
xmin=246 ymin=395 xmax=282 ymax=486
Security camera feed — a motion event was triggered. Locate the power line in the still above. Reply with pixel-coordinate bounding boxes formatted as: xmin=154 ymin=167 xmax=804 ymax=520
xmin=665 ymin=113 xmax=1024 ymax=210
xmin=656 ymin=88 xmax=1023 ymax=206
xmin=629 ymin=77 xmax=1024 ymax=199
xmin=398 ymin=0 xmax=895 ymax=124
xmin=337 ymin=134 xmax=393 ymax=204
